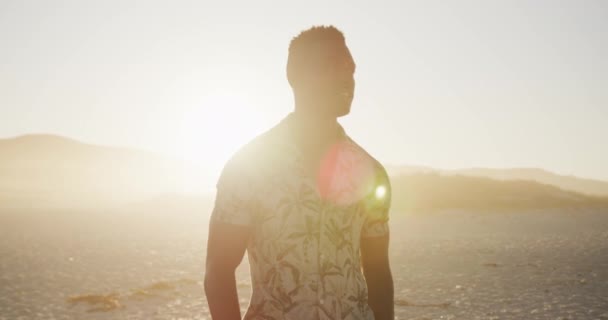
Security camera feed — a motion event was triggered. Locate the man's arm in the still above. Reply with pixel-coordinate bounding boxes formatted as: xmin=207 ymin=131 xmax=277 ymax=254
xmin=204 ymin=220 xmax=251 ymax=320
xmin=361 ymin=233 xmax=394 ymax=320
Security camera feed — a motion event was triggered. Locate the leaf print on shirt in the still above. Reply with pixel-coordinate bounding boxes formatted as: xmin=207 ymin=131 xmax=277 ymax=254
xmin=348 ymin=286 xmax=370 ymax=316
xmin=277 ymin=183 xmax=317 ymax=226
xmin=259 ymin=243 xmax=301 ymax=289
xmin=287 ymin=215 xmax=319 ymax=263
xmin=212 ymin=113 xmax=390 ymax=319
xmin=327 ymin=217 xmax=353 ymax=251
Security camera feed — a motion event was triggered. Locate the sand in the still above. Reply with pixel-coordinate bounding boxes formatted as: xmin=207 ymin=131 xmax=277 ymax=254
xmin=1 ymin=206 xmax=607 ymax=319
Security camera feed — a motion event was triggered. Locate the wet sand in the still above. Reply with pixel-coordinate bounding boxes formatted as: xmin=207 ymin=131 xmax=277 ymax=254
xmin=1 ymin=206 xmax=607 ymax=319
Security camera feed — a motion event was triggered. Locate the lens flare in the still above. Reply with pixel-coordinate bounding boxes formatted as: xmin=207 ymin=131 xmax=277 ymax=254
xmin=317 ymin=140 xmax=375 ymax=206
xmin=375 ymin=185 xmax=387 ymax=200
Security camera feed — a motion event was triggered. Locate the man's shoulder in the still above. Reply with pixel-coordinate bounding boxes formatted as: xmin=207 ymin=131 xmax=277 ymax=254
xmin=220 ymin=120 xmax=290 ymax=178
xmin=345 ymin=135 xmax=389 ymax=180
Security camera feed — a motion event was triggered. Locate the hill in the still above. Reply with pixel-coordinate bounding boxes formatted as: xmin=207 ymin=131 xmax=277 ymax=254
xmin=387 ymin=166 xmax=608 ymax=196
xmin=391 ymin=173 xmax=608 ymax=213
xmin=0 ymin=134 xmax=207 ymax=210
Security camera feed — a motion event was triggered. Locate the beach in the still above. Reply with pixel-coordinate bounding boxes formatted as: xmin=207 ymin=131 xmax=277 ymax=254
xmin=1 ymin=206 xmax=607 ymax=319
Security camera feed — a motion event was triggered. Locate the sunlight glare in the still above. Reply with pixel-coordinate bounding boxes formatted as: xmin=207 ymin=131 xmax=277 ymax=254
xmin=375 ymin=185 xmax=387 ymax=200
xmin=176 ymin=91 xmax=264 ymax=180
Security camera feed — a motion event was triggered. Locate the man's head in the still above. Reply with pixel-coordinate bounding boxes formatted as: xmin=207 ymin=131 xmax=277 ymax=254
xmin=287 ymin=25 xmax=356 ymax=118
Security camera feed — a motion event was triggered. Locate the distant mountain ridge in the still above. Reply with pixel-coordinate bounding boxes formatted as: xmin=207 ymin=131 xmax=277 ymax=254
xmin=1 ymin=134 xmax=607 ymax=212
xmin=387 ymin=165 xmax=608 ymax=196
xmin=0 ymin=134 xmax=207 ymax=210
xmin=391 ymin=173 xmax=608 ymax=214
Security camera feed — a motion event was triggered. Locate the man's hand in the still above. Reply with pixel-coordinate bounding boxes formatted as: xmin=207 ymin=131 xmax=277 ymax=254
xmin=361 ymin=233 xmax=394 ymax=320
xmin=204 ymin=220 xmax=251 ymax=320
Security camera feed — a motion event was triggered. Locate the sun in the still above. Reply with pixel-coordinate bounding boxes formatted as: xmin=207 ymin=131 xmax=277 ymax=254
xmin=176 ymin=92 xmax=265 ymax=177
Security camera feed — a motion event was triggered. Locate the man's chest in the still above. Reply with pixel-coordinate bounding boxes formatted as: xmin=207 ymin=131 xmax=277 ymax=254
xmin=248 ymin=139 xmax=380 ymax=239
xmin=251 ymin=170 xmax=369 ymax=245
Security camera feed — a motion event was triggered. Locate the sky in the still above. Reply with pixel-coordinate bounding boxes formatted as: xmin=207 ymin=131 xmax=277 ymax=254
xmin=1 ymin=0 xmax=607 ymax=180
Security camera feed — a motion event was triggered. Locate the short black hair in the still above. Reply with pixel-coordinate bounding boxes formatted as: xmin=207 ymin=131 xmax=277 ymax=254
xmin=286 ymin=25 xmax=347 ymax=88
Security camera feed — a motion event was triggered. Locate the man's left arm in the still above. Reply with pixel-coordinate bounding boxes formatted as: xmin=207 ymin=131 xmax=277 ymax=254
xmin=360 ymin=165 xmax=393 ymax=319
xmin=361 ymin=232 xmax=394 ymax=320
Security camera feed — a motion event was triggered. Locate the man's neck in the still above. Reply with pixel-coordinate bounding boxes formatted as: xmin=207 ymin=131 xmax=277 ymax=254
xmin=290 ymin=108 xmax=342 ymax=144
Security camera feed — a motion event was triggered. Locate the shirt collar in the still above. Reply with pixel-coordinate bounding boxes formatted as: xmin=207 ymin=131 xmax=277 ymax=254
xmin=281 ymin=112 xmax=348 ymax=144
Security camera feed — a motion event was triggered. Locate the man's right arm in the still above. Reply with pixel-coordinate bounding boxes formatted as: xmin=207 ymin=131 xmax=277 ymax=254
xmin=204 ymin=220 xmax=251 ymax=320
xmin=205 ymin=152 xmax=257 ymax=319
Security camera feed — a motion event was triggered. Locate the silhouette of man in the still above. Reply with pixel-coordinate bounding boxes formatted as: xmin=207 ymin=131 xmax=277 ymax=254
xmin=205 ymin=25 xmax=394 ymax=320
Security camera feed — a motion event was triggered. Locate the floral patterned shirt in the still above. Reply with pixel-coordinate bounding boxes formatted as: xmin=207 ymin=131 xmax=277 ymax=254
xmin=211 ymin=113 xmax=391 ymax=320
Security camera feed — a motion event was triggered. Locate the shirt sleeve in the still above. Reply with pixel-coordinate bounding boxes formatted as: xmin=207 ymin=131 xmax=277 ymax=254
xmin=210 ymin=158 xmax=258 ymax=227
xmin=361 ymin=165 xmax=391 ymax=238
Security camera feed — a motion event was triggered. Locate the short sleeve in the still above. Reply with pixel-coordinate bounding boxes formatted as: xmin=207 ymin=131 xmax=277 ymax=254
xmin=361 ymin=166 xmax=391 ymax=238
xmin=210 ymin=158 xmax=258 ymax=226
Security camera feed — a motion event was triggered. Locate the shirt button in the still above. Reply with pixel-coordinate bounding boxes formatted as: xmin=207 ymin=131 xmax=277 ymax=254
xmin=319 ymin=299 xmax=324 ymax=305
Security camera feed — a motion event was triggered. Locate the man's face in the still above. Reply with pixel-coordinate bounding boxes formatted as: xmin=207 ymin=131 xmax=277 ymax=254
xmin=300 ymin=44 xmax=356 ymax=117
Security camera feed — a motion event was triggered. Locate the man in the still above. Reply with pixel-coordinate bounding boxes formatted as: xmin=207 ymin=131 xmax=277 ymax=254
xmin=205 ymin=25 xmax=394 ymax=320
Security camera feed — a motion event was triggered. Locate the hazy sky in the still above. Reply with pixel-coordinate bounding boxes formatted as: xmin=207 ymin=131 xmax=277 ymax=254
xmin=1 ymin=0 xmax=607 ymax=180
